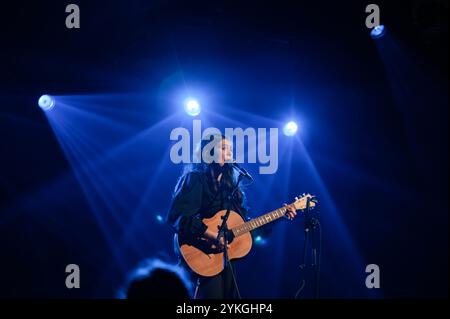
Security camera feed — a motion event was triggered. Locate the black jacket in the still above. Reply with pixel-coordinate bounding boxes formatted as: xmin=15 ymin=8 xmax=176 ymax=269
xmin=167 ymin=171 xmax=249 ymax=239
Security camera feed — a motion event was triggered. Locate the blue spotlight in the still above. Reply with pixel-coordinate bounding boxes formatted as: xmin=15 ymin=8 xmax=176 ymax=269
xmin=38 ymin=94 xmax=55 ymax=111
xmin=283 ymin=121 xmax=298 ymax=136
xmin=155 ymin=214 xmax=164 ymax=224
xmin=184 ymin=98 xmax=201 ymax=116
xmin=254 ymin=235 xmax=267 ymax=245
xmin=370 ymin=25 xmax=386 ymax=39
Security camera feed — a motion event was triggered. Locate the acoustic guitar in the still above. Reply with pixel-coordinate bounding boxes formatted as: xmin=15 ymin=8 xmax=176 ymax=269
xmin=175 ymin=194 xmax=316 ymax=277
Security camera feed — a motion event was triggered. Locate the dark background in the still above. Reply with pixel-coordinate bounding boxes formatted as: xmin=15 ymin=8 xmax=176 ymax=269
xmin=0 ymin=0 xmax=448 ymax=298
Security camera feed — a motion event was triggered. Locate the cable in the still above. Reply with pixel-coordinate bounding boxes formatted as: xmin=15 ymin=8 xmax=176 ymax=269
xmin=227 ymin=259 xmax=242 ymax=299
xmin=294 ymin=226 xmax=310 ymax=299
xmin=315 ymin=219 xmax=322 ymax=298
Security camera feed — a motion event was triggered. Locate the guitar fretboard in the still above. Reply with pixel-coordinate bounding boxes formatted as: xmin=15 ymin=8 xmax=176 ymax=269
xmin=231 ymin=206 xmax=289 ymax=237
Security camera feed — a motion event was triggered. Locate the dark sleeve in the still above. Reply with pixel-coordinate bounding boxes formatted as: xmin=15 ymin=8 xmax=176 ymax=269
xmin=167 ymin=172 xmax=207 ymax=238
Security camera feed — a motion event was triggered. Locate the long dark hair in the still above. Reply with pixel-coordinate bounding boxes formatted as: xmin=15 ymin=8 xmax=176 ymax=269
xmin=182 ymin=134 xmax=247 ymax=209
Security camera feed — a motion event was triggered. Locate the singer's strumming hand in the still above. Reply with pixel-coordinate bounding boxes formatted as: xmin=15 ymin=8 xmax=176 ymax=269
xmin=204 ymin=229 xmax=230 ymax=251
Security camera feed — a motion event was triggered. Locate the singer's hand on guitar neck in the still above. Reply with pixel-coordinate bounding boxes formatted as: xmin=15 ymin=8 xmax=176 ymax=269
xmin=284 ymin=203 xmax=298 ymax=220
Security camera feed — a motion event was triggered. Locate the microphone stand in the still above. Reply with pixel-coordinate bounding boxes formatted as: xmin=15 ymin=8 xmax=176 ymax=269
xmin=295 ymin=196 xmax=321 ymax=299
xmin=216 ymin=172 xmax=244 ymax=299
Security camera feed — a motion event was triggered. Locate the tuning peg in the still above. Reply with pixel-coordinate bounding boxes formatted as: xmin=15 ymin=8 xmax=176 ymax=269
xmin=295 ymin=196 xmax=299 ymax=200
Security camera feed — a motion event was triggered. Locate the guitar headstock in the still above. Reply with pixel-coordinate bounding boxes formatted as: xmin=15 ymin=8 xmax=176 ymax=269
xmin=292 ymin=193 xmax=317 ymax=211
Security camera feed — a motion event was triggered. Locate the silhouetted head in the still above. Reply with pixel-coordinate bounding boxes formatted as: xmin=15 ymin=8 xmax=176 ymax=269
xmin=121 ymin=259 xmax=192 ymax=299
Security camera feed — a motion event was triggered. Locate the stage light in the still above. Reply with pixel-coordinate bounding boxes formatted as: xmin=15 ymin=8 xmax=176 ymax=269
xmin=184 ymin=98 xmax=201 ymax=116
xmin=156 ymin=214 xmax=164 ymax=223
xmin=370 ymin=25 xmax=386 ymax=39
xmin=254 ymin=235 xmax=267 ymax=245
xmin=38 ymin=94 xmax=55 ymax=111
xmin=283 ymin=121 xmax=298 ymax=136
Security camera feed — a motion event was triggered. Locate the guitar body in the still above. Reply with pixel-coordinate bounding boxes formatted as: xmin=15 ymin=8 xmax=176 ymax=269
xmin=175 ymin=210 xmax=253 ymax=277
xmin=174 ymin=194 xmax=316 ymax=277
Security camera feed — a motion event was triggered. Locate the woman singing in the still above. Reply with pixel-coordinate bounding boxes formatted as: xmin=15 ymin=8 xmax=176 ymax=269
xmin=167 ymin=134 xmax=297 ymax=299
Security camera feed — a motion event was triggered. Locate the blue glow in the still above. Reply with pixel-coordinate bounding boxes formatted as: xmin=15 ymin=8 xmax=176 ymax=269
xmin=254 ymin=235 xmax=267 ymax=245
xmin=371 ymin=25 xmax=386 ymax=39
xmin=156 ymin=214 xmax=164 ymax=223
xmin=38 ymin=95 xmax=55 ymax=111
xmin=283 ymin=121 xmax=298 ymax=136
xmin=184 ymin=98 xmax=201 ymax=116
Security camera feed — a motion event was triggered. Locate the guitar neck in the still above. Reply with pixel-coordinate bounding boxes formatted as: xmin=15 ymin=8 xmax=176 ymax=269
xmin=231 ymin=206 xmax=289 ymax=237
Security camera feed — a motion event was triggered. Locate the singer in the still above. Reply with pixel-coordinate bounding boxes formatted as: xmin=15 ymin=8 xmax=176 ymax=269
xmin=167 ymin=134 xmax=298 ymax=299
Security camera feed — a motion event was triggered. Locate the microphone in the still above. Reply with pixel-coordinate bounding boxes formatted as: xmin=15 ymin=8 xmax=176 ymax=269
xmin=229 ymin=161 xmax=253 ymax=181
